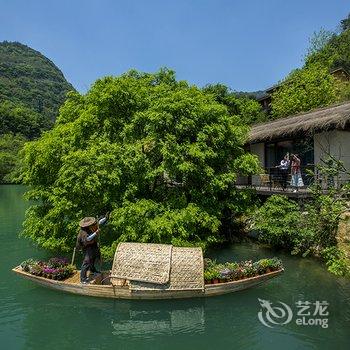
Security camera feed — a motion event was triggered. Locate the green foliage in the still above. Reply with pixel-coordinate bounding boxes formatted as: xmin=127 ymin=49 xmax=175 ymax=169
xmin=254 ymin=196 xmax=317 ymax=257
xmin=340 ymin=13 xmax=350 ymax=32
xmin=20 ymin=257 xmax=75 ymax=280
xmin=0 ymin=41 xmax=75 ymax=183
xmin=0 ymin=100 xmax=47 ymax=139
xmin=299 ymin=156 xmax=349 ymax=253
xmin=306 ymin=28 xmax=335 ymax=57
xmin=271 ymin=64 xmax=338 ymax=118
xmin=0 ymin=133 xmax=26 ymax=183
xmin=203 ymin=257 xmax=283 ymax=282
xmin=255 ymin=193 xmax=346 ymax=258
xmin=254 ymin=157 xmax=350 ymax=276
xmin=21 ymin=69 xmax=260 ymax=258
xmin=204 ymin=268 xmax=220 ymax=281
xmin=336 ymin=79 xmax=350 ymax=101
xmin=270 ymin=16 xmax=350 ymax=120
xmin=254 ymin=195 xmax=301 ymax=249
xmin=305 ymin=26 xmax=350 ymax=73
xmin=0 ymin=41 xmax=74 ymax=121
xmin=321 ymin=247 xmax=350 ymax=277
xmin=0 ymin=99 xmax=47 ymax=183
xmin=202 ymin=83 xmax=266 ymax=125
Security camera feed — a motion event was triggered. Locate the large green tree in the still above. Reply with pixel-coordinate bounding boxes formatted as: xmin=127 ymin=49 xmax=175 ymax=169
xmin=21 ymin=69 xmax=259 ymax=258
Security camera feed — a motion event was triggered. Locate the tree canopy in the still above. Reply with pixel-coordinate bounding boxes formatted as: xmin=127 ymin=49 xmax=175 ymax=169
xmin=21 ymin=69 xmax=260 ymax=258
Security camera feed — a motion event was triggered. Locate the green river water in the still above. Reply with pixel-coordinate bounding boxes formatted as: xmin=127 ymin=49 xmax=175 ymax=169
xmin=0 ymin=185 xmax=349 ymax=350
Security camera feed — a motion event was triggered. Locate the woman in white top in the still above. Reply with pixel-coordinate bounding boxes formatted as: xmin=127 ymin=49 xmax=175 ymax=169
xmin=276 ymin=154 xmax=290 ymax=190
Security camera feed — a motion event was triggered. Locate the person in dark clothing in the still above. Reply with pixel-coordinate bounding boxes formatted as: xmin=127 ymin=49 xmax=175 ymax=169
xmin=76 ymin=215 xmax=108 ymax=284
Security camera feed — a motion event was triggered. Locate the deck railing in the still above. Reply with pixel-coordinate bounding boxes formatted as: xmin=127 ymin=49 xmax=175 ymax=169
xmin=237 ymin=165 xmax=349 ymax=192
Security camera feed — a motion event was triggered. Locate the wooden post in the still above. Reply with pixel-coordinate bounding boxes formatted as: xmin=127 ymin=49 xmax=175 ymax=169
xmin=71 ymin=247 xmax=76 ymax=266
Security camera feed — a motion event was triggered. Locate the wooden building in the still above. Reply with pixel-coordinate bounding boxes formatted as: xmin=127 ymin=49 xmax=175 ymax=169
xmin=238 ymin=102 xmax=350 ymax=195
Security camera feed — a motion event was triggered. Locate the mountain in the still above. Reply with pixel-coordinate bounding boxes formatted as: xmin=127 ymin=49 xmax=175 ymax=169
xmin=0 ymin=41 xmax=75 ymax=183
xmin=0 ymin=41 xmax=75 ymax=121
xmin=234 ymin=90 xmax=266 ymax=100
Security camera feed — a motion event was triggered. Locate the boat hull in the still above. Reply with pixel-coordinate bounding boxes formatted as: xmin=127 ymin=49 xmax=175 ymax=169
xmin=12 ymin=267 xmax=283 ymax=300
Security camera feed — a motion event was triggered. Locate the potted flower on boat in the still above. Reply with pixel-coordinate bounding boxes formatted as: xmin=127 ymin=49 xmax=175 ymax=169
xmin=20 ymin=257 xmax=74 ymax=281
xmin=203 ymin=257 xmax=284 ymax=283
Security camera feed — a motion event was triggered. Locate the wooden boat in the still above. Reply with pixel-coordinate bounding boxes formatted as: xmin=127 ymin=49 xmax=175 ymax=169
xmin=12 ymin=242 xmax=283 ymax=300
xmin=12 ymin=267 xmax=283 ymax=299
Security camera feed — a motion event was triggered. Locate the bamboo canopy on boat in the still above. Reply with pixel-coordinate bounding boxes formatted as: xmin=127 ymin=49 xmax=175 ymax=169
xmin=249 ymin=101 xmax=350 ymax=143
xmin=111 ymin=243 xmax=204 ymax=291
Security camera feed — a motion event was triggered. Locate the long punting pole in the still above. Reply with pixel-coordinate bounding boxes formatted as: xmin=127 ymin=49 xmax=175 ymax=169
xmin=71 ymin=247 xmax=76 ymax=266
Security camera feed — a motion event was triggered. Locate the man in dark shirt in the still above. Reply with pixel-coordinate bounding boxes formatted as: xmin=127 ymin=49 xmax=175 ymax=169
xmin=76 ymin=216 xmax=107 ymax=284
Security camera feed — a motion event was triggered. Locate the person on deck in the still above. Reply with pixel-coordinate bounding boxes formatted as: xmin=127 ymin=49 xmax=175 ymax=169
xmin=290 ymin=154 xmax=304 ymax=192
xmin=76 ymin=215 xmax=108 ymax=284
xmin=276 ymin=153 xmax=290 ymax=190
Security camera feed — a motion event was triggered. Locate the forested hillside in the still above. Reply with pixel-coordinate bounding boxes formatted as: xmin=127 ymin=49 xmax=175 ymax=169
xmin=0 ymin=41 xmax=74 ymax=120
xmin=0 ymin=41 xmax=74 ymax=183
xmin=270 ymin=14 xmax=350 ymax=118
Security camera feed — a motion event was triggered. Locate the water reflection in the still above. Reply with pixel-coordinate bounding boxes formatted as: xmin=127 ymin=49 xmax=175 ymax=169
xmin=111 ymin=305 xmax=205 ymax=338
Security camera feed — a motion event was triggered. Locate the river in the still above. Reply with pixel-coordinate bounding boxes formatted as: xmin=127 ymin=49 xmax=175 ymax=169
xmin=0 ymin=185 xmax=349 ymax=350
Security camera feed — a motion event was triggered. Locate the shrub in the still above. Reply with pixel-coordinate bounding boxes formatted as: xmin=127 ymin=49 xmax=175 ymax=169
xmin=253 ymin=156 xmax=350 ymax=278
xmin=254 ymin=195 xmax=301 ymax=249
xmin=321 ymin=247 xmax=350 ymax=277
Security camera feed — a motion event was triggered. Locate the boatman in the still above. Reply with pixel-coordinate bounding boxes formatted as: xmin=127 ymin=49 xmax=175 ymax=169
xmin=76 ymin=214 xmax=108 ymax=284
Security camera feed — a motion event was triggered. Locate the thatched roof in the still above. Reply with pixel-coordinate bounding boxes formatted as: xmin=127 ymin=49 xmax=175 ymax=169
xmin=111 ymin=243 xmax=204 ymax=291
xmin=111 ymin=243 xmax=172 ymax=284
xmin=249 ymin=101 xmax=350 ymax=143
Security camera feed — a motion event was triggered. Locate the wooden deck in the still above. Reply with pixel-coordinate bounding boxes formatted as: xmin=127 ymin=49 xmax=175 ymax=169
xmin=236 ymin=185 xmax=313 ymax=198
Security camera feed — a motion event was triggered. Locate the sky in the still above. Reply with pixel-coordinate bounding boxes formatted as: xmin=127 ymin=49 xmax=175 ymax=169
xmin=0 ymin=0 xmax=349 ymax=93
